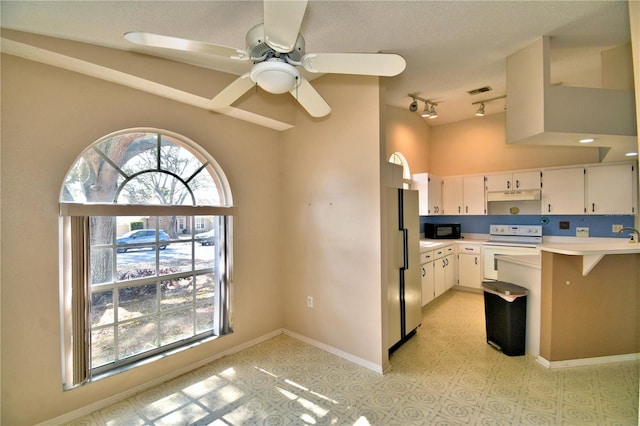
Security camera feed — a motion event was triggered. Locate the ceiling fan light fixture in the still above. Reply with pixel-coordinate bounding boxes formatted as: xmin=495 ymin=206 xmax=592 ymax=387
xmin=250 ymin=60 xmax=301 ymax=94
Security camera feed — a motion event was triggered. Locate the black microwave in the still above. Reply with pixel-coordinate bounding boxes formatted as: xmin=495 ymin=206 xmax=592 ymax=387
xmin=424 ymin=223 xmax=461 ymax=239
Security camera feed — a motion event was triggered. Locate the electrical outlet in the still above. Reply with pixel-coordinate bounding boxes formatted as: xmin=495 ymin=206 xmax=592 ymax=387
xmin=576 ymin=227 xmax=589 ymax=237
xmin=612 ymin=224 xmax=623 ymax=233
xmin=307 ymin=296 xmax=313 ymax=308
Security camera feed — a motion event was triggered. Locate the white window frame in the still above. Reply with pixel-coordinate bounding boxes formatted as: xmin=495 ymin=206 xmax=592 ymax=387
xmin=59 ymin=129 xmax=235 ymax=388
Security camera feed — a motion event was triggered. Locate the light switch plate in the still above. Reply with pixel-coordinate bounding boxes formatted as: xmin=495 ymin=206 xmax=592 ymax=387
xmin=612 ymin=224 xmax=623 ymax=233
xmin=576 ymin=227 xmax=589 ymax=237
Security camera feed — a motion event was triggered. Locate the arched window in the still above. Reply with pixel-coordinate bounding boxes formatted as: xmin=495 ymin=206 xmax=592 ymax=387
xmin=388 ymin=152 xmax=411 ymax=189
xmin=59 ymin=129 xmax=234 ymax=387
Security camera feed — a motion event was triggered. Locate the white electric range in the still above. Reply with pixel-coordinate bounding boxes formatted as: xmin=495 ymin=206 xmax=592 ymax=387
xmin=483 ymin=224 xmax=542 ymax=280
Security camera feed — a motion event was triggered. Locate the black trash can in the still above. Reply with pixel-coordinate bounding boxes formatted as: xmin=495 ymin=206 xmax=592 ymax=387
xmin=482 ymin=280 xmax=528 ymax=356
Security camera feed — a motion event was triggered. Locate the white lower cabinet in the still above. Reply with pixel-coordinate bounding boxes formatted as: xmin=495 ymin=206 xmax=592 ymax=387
xmin=444 ymin=253 xmax=455 ymax=290
xmin=457 ymin=244 xmax=483 ymax=289
xmin=421 ymin=244 xmax=454 ymax=306
xmin=434 ymin=245 xmax=454 ymax=297
xmin=420 ymin=251 xmax=435 ymax=306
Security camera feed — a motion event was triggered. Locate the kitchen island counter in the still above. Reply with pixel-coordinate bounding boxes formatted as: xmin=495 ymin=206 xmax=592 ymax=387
xmin=538 ymin=247 xmax=639 ymax=367
xmin=539 ymin=241 xmax=640 ymax=256
xmin=539 ymin=242 xmax=640 ymax=275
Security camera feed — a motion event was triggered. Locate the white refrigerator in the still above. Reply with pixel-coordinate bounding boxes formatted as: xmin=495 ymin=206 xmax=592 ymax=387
xmin=387 ymin=188 xmax=422 ymax=354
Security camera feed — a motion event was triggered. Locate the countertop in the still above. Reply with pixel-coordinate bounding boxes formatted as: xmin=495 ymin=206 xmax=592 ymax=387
xmin=538 ymin=242 xmax=640 ymax=255
xmin=420 ymin=238 xmax=486 ymax=251
xmin=419 ymin=240 xmax=453 ymax=250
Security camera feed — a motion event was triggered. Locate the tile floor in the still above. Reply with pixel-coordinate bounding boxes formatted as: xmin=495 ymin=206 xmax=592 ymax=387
xmin=66 ymin=290 xmax=639 ymax=425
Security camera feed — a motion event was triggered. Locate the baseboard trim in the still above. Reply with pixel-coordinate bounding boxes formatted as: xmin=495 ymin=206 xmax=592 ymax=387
xmin=282 ymin=329 xmax=384 ymax=374
xmin=37 ymin=329 xmax=283 ymax=426
xmin=536 ymin=352 xmax=640 ymax=369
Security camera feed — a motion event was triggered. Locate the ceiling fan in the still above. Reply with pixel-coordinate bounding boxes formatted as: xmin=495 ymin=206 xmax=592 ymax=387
xmin=124 ymin=0 xmax=406 ymax=118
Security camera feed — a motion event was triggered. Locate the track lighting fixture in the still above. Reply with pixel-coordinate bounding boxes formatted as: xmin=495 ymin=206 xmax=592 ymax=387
xmin=421 ymin=104 xmax=431 ymax=118
xmin=428 ymin=104 xmax=438 ymax=119
xmin=472 ymin=95 xmax=505 ymax=117
xmin=408 ymin=94 xmax=438 ymax=119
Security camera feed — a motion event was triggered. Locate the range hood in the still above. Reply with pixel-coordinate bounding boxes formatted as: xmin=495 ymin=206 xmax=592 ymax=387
xmin=487 ymin=189 xmax=541 ymax=202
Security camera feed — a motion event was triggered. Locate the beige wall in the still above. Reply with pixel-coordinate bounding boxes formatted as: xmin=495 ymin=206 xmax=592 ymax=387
xmin=429 ymin=112 xmax=600 ymax=176
xmin=1 ymin=38 xmax=389 ymax=423
xmin=384 ymin=108 xmax=602 ymax=179
xmin=386 ymin=106 xmax=431 ymax=174
xmin=629 ymin=0 xmax=640 ymax=232
xmin=281 ymin=74 xmax=385 ymax=368
xmin=1 ymin=54 xmax=284 ymax=424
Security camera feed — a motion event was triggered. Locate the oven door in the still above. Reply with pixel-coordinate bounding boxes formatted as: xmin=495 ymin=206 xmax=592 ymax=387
xmin=483 ymin=245 xmax=539 ymax=280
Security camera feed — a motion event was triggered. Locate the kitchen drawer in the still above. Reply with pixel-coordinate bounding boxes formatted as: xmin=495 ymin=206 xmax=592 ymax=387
xmin=420 ymin=250 xmax=434 ymax=264
xmin=433 ymin=245 xmax=454 ymax=259
xmin=457 ymin=244 xmax=481 ymax=254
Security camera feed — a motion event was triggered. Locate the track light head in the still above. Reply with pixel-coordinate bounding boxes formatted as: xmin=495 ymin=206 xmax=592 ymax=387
xmin=421 ymin=103 xmax=431 ymax=118
xmin=475 ymin=103 xmax=485 ymax=117
xmin=409 ymin=99 xmax=418 ymax=112
xmin=428 ymin=104 xmax=438 ymax=119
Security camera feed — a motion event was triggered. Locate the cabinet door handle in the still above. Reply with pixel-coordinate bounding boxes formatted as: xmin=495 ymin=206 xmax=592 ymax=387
xmin=458 ymin=206 xmax=461 ymax=213
xmin=475 ymin=257 xmax=478 ymax=265
xmin=465 ymin=247 xmax=473 ymax=251
xmin=516 ymin=180 xmax=520 ymax=188
xmin=422 ymin=267 xmax=426 ymax=277
xmin=465 ymin=206 xmax=469 ymax=213
xmin=592 ymin=203 xmax=595 ymax=212
xmin=507 ymin=181 xmax=511 ymax=189
xmin=548 ymin=204 xmax=551 ymax=213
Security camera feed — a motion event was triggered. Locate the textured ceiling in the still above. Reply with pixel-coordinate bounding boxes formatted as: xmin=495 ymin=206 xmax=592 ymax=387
xmin=0 ymin=0 xmax=632 ymax=125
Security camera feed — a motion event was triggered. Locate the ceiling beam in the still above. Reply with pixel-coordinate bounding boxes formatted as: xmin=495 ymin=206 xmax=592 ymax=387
xmin=0 ymin=37 xmax=293 ymax=132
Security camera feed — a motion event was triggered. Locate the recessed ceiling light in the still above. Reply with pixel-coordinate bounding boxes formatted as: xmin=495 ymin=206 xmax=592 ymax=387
xmin=625 ymin=152 xmax=638 ymax=157
xmin=579 ymin=138 xmax=595 ymax=144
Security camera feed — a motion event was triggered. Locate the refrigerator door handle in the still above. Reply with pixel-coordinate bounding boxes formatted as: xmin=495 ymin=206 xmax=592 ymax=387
xmin=402 ymin=228 xmax=409 ymax=270
xmin=395 ymin=230 xmax=405 ymax=269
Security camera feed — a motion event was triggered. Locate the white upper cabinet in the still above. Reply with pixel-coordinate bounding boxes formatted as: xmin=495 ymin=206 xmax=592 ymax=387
xmin=586 ymin=163 xmax=637 ymax=215
xmin=464 ymin=175 xmax=486 ymax=215
xmin=412 ymin=173 xmax=442 ymax=215
xmin=541 ymin=167 xmax=585 ymax=214
xmin=486 ymin=170 xmax=541 ymax=192
xmin=442 ymin=176 xmax=463 ymax=215
xmin=436 ymin=162 xmax=636 ymax=217
xmin=442 ymin=175 xmax=485 ymax=215
xmin=428 ymin=175 xmax=443 ymax=215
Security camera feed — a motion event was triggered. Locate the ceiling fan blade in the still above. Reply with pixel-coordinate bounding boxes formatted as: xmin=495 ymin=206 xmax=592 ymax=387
xmin=207 ymin=73 xmax=255 ymax=109
xmin=263 ymin=0 xmax=308 ymax=53
xmin=124 ymin=31 xmax=249 ymax=60
xmin=301 ymin=53 xmax=407 ymax=77
xmin=290 ymin=77 xmax=331 ymax=118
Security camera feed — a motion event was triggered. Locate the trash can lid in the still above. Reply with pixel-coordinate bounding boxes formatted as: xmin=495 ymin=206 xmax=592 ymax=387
xmin=482 ymin=280 xmax=528 ymax=296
